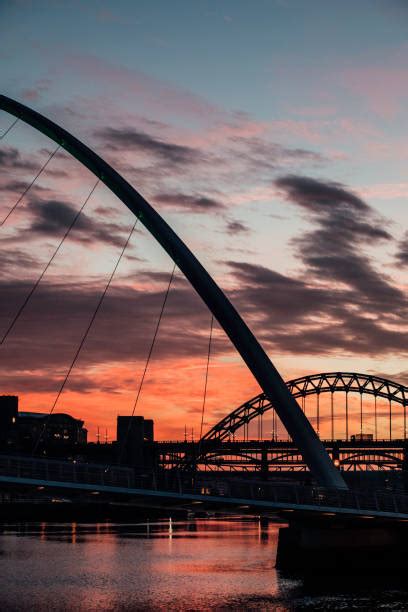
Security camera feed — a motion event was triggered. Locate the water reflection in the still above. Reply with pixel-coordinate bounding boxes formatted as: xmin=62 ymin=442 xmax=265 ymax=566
xmin=0 ymin=519 xmax=407 ymax=610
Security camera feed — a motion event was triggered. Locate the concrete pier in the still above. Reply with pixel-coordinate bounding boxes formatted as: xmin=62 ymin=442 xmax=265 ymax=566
xmin=276 ymin=520 xmax=408 ymax=573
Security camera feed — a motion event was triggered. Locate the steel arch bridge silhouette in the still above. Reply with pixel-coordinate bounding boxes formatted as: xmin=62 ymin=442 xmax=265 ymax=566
xmin=1 ymin=95 xmax=349 ymax=488
xmin=162 ymin=371 xmax=408 ymax=473
xmin=202 ymin=371 xmax=408 ymax=443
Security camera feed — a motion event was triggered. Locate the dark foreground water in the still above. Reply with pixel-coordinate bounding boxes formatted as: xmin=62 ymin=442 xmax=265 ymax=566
xmin=1 ymin=519 xmax=408 ymax=611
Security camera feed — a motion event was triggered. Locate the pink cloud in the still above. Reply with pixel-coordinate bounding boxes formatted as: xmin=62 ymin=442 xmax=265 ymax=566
xmin=358 ymin=183 xmax=408 ymax=200
xmin=341 ymin=61 xmax=408 ymax=119
xmin=348 ymin=71 xmax=407 ymax=117
xmin=62 ymin=53 xmax=225 ymax=123
xmin=186 ymin=115 xmax=270 ymax=148
xmin=20 ymin=79 xmax=51 ymax=103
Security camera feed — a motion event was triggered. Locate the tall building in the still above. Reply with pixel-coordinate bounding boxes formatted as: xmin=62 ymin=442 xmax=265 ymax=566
xmin=116 ymin=416 xmax=154 ymax=469
xmin=0 ymin=395 xmax=18 ymax=449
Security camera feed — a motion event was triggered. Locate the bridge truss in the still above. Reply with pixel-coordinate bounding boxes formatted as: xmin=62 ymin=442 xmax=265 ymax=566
xmin=159 ymin=439 xmax=407 ymax=473
xmin=203 ymin=372 xmax=408 ymax=443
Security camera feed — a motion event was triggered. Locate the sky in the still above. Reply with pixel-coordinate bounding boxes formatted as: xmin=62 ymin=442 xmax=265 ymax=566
xmin=0 ymin=0 xmax=408 ymax=442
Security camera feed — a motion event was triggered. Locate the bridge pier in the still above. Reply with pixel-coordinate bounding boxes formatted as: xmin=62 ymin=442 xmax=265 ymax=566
xmin=403 ymin=442 xmax=408 ymax=493
xmin=276 ymin=520 xmax=408 ymax=573
xmin=260 ymin=449 xmax=269 ymax=480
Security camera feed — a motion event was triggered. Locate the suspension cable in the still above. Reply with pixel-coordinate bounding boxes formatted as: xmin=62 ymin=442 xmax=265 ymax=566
xmin=0 ymin=117 xmax=18 ymax=140
xmin=117 ymin=262 xmax=177 ymax=466
xmin=32 ymin=216 xmax=138 ymax=456
xmin=199 ymin=315 xmax=214 ymax=445
xmin=1 ymin=180 xmax=100 ymax=345
xmin=0 ymin=144 xmax=60 ymax=227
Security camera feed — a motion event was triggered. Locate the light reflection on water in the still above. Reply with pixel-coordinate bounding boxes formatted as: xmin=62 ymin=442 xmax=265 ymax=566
xmin=0 ymin=519 xmax=407 ymax=610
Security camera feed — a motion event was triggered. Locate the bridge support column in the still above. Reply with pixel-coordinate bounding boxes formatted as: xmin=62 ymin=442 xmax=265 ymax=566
xmin=331 ymin=443 xmax=340 ymax=469
xmin=403 ymin=442 xmax=408 ymax=494
xmin=260 ymin=449 xmax=269 ymax=480
xmin=276 ymin=521 xmax=408 ymax=573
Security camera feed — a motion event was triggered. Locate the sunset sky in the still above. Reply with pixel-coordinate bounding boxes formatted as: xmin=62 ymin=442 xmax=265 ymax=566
xmin=1 ymin=0 xmax=408 ymax=441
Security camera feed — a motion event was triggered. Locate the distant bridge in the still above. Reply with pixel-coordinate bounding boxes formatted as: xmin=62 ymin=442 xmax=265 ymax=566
xmin=158 ymin=439 xmax=408 ymax=472
xmin=166 ymin=371 xmax=408 ymax=472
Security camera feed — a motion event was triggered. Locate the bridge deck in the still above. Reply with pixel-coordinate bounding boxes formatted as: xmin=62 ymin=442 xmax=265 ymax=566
xmin=1 ymin=473 xmax=408 ymax=521
xmin=1 ymin=454 xmax=408 ymax=521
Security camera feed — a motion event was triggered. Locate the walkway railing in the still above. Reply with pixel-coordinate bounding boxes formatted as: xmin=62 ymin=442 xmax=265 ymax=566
xmin=0 ymin=454 xmax=134 ymax=488
xmin=194 ymin=478 xmax=408 ymax=515
xmin=1 ymin=454 xmax=408 ymax=517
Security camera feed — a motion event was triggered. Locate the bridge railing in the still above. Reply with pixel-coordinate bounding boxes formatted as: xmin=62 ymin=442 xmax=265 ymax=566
xmin=193 ymin=477 xmax=408 ymax=515
xmin=0 ymin=455 xmax=135 ymax=488
xmin=2 ymin=454 xmax=408 ymax=516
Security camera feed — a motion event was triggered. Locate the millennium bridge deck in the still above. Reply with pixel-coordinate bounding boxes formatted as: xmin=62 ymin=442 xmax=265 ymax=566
xmin=1 ymin=454 xmax=408 ymax=522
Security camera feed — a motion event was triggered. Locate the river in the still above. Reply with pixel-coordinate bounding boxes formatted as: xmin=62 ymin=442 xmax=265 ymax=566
xmin=0 ymin=519 xmax=407 ymax=610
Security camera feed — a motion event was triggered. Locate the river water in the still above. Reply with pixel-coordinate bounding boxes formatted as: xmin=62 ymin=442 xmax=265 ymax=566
xmin=0 ymin=519 xmax=408 ymax=610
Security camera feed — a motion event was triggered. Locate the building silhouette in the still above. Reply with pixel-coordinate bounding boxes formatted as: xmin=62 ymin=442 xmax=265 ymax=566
xmin=18 ymin=412 xmax=87 ymax=448
xmin=0 ymin=396 xmax=18 ymax=448
xmin=117 ymin=416 xmax=154 ymax=470
xmin=0 ymin=396 xmax=87 ymax=452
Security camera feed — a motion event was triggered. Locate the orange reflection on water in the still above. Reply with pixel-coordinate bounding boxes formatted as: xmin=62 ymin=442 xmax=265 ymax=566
xmin=1 ymin=519 xmax=288 ymax=610
xmin=71 ymin=522 xmax=77 ymax=544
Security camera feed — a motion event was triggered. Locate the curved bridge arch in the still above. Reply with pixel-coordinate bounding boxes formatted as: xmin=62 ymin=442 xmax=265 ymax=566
xmin=202 ymin=372 xmax=408 ymax=443
xmin=0 ymin=95 xmax=345 ymax=488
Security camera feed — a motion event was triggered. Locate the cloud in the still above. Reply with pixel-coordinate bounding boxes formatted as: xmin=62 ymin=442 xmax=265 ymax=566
xmin=0 ymin=278 xmax=228 ymax=380
xmin=371 ymin=369 xmax=408 ymax=387
xmin=275 ymin=175 xmax=369 ymax=214
xmin=0 ymin=249 xmax=41 ymax=278
xmin=155 ymin=192 xmax=225 ymax=213
xmin=63 ymin=52 xmax=224 ymax=121
xmin=395 ymin=232 xmax=408 ymax=267
xmin=231 ymin=138 xmax=325 ymax=172
xmin=29 ymin=199 xmax=81 ymax=234
xmin=90 ymin=113 xmax=325 ymax=208
xmin=25 ymin=197 xmax=130 ymax=248
xmin=225 ymin=220 xmax=250 ymax=235
xmin=274 ymin=175 xmax=402 ymax=318
xmin=1 ymin=370 xmax=121 ymax=395
xmin=95 ymin=126 xmax=204 ymax=168
xmin=226 ymin=261 xmax=337 ymax=324
xmin=222 ymin=171 xmax=408 ymax=357
xmin=341 ymin=64 xmax=408 ymax=118
xmin=0 ymin=147 xmax=37 ymax=172
xmin=20 ymin=79 xmax=51 ymax=103
xmin=358 ymin=182 xmax=408 ymax=200
xmin=1 ymin=258 xmax=407 ymax=406
xmin=224 ymin=260 xmax=408 ymax=357
xmin=3 ymin=177 xmax=406 ymax=391
xmin=0 ymin=179 xmax=50 ymax=195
